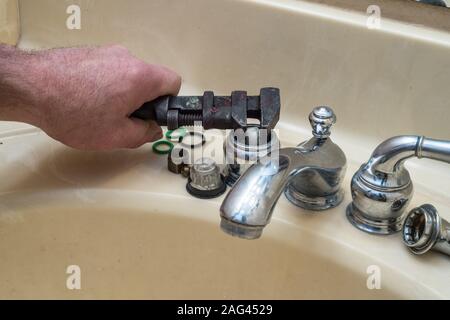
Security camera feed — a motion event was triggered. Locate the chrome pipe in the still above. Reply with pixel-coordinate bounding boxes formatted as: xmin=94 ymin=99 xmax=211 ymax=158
xmin=403 ymin=204 xmax=450 ymax=256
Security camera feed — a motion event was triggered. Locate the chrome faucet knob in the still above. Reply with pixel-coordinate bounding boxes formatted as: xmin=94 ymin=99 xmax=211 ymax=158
xmin=309 ymin=106 xmax=336 ymax=139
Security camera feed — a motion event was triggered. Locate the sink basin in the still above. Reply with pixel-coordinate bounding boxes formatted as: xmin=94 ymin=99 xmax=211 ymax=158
xmin=0 ymin=189 xmax=440 ymax=299
xmin=1 ymin=0 xmax=450 ymax=299
xmin=0 ymin=191 xmax=402 ymax=299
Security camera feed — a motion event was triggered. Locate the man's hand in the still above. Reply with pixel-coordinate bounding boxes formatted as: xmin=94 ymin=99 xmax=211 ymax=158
xmin=0 ymin=44 xmax=181 ymax=150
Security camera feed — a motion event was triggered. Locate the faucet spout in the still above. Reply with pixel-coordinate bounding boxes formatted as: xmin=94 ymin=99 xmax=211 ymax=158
xmin=220 ymin=139 xmax=346 ymax=239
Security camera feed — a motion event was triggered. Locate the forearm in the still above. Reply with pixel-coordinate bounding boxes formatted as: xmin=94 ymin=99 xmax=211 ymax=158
xmin=0 ymin=44 xmax=42 ymax=126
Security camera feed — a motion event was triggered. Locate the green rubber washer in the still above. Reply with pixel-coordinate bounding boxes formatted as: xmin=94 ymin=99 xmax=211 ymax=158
xmin=152 ymin=140 xmax=174 ymax=155
xmin=165 ymin=127 xmax=187 ymax=142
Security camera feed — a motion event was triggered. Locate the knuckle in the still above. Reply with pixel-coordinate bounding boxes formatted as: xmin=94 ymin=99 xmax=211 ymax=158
xmin=127 ymin=60 xmax=147 ymax=79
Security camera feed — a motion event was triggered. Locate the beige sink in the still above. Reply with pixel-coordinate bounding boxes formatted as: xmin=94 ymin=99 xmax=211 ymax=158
xmin=1 ymin=0 xmax=450 ymax=299
xmin=0 ymin=190 xmax=402 ymax=299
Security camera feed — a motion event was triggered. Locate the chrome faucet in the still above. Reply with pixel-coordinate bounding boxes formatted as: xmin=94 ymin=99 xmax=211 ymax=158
xmin=220 ymin=107 xmax=347 ymax=240
xmin=347 ymin=136 xmax=450 ymax=235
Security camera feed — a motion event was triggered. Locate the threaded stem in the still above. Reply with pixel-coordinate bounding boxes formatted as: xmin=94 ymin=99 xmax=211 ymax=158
xmin=178 ymin=113 xmax=203 ymax=126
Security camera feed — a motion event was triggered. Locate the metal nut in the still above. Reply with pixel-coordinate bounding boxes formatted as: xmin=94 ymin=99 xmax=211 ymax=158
xmin=168 ymin=147 xmax=190 ymax=175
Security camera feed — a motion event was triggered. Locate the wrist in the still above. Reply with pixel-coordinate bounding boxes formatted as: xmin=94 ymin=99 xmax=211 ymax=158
xmin=0 ymin=44 xmax=44 ymax=127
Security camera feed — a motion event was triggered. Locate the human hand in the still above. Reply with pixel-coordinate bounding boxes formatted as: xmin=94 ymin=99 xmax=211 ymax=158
xmin=11 ymin=45 xmax=181 ymax=150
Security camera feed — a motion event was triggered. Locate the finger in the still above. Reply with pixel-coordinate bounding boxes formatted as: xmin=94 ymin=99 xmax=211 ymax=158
xmin=130 ymin=61 xmax=182 ymax=107
xmin=145 ymin=120 xmax=163 ymax=141
xmin=113 ymin=118 xmax=162 ymax=149
xmin=153 ymin=65 xmax=182 ymax=97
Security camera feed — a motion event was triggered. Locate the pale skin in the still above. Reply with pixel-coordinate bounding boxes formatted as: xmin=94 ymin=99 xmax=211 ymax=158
xmin=0 ymin=44 xmax=181 ymax=150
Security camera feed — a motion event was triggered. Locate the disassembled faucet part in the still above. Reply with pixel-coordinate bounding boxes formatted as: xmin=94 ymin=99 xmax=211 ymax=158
xmin=186 ymin=158 xmax=227 ymax=199
xmin=402 ymin=204 xmax=450 ymax=257
xmin=152 ymin=140 xmax=174 ymax=155
xmin=224 ymin=126 xmax=280 ymax=187
xmin=131 ymin=88 xmax=281 ymax=130
xmin=220 ymin=106 xmax=346 ymax=240
xmin=347 ymin=136 xmax=450 ymax=235
xmin=181 ymin=131 xmax=206 ymax=149
xmin=168 ymin=147 xmax=191 ymax=176
xmin=165 ymin=128 xmax=188 ymax=142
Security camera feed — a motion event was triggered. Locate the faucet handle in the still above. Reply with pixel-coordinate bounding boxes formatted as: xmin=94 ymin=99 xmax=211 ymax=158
xmin=309 ymin=106 xmax=336 ymax=138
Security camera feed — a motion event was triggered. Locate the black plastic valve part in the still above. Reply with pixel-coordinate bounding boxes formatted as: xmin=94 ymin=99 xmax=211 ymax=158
xmin=186 ymin=176 xmax=227 ymax=199
xmin=130 ymin=87 xmax=280 ymax=130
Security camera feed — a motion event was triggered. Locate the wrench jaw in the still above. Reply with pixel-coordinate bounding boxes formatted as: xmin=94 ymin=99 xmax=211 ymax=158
xmin=260 ymin=87 xmax=281 ymax=131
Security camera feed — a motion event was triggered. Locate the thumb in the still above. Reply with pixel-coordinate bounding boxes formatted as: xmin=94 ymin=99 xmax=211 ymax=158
xmin=113 ymin=118 xmax=162 ymax=149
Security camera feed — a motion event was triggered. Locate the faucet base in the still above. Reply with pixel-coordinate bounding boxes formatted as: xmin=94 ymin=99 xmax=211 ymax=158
xmin=284 ymin=188 xmax=344 ymax=211
xmin=346 ymin=203 xmax=404 ymax=235
xmin=220 ymin=218 xmax=263 ymax=240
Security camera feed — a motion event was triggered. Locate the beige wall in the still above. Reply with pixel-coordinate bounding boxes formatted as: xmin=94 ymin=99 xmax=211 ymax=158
xmin=0 ymin=0 xmax=19 ymax=45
